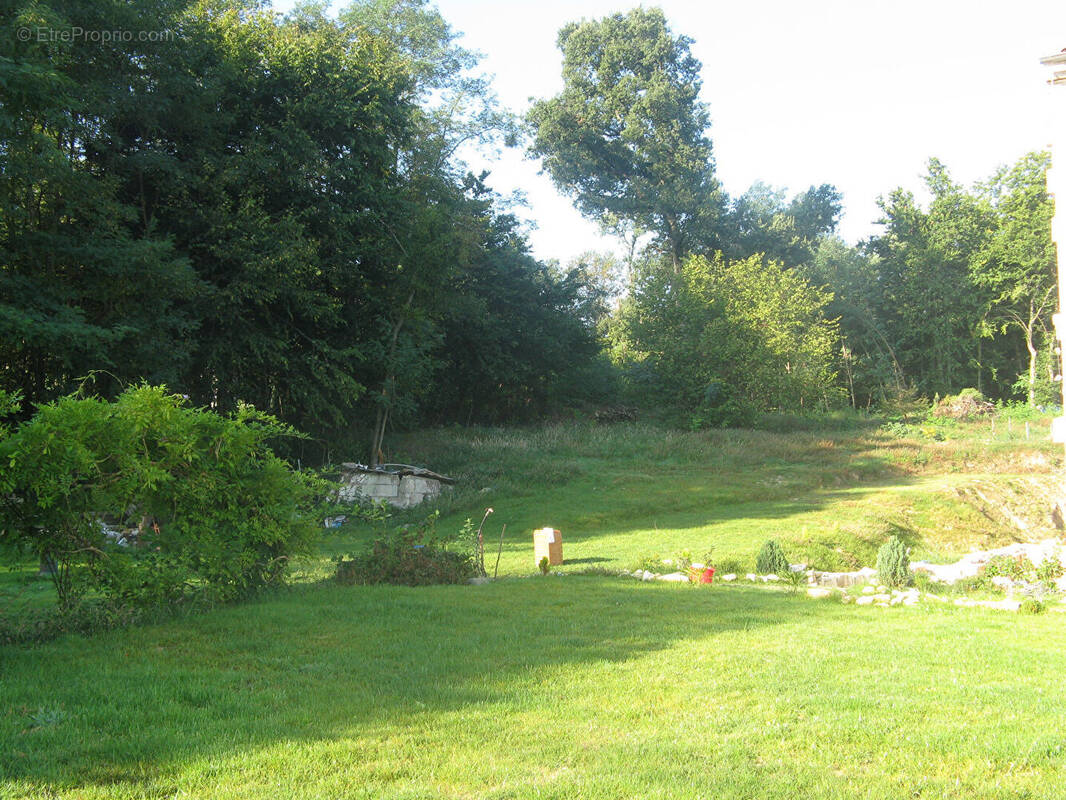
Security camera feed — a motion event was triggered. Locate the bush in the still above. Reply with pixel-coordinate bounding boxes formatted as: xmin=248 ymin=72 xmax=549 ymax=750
xmin=1019 ymin=598 xmax=1045 ymax=615
xmin=876 ymin=536 xmax=910 ymax=588
xmin=0 ymin=385 xmax=322 ymax=607
xmin=931 ymin=389 xmax=994 ymax=420
xmin=755 ymin=540 xmax=790 ymax=575
xmin=336 ymin=512 xmax=477 ymax=586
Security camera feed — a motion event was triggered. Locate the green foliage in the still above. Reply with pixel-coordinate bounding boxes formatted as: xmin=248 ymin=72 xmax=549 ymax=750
xmin=336 ymin=511 xmax=476 ymax=586
xmin=1019 ymin=598 xmax=1046 ymax=615
xmin=0 ymin=0 xmax=606 ymax=455
xmin=724 ymin=182 xmax=842 ymax=269
xmin=0 ymin=385 xmax=320 ymax=606
xmin=614 ymin=253 xmax=840 ymax=423
xmin=528 ymin=8 xmax=725 ymax=267
xmin=755 ymin=540 xmax=790 ymax=576
xmin=876 ymin=536 xmax=910 ymax=588
xmin=539 ymin=556 xmax=550 ymax=575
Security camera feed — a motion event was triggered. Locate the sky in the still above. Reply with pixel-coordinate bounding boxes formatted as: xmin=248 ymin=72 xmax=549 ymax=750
xmin=275 ymin=0 xmax=1066 ymax=265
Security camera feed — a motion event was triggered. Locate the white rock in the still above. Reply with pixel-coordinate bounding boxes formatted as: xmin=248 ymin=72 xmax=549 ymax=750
xmin=856 ymin=596 xmax=875 ymax=606
xmin=991 ymin=576 xmax=1013 ymax=589
xmin=876 ymin=585 xmax=887 ymax=593
xmin=657 ymin=572 xmax=689 ymax=583
xmin=631 ymin=570 xmax=644 ymax=579
xmin=763 ymin=574 xmax=780 ymax=582
xmin=873 ymin=594 xmax=891 ymax=603
xmin=789 ymin=563 xmax=807 ymax=572
xmin=468 ymin=576 xmax=491 ymax=585
xmin=721 ymin=573 xmax=737 ymax=582
xmin=641 ymin=570 xmax=656 ymax=582
xmin=691 ymin=562 xmax=705 ymax=570
xmin=807 ymin=587 xmax=833 ymax=599
xmin=745 ymin=573 xmax=758 ymax=581
xmin=861 ymin=586 xmax=875 ymax=595
xmin=903 ymin=595 xmax=919 ymax=606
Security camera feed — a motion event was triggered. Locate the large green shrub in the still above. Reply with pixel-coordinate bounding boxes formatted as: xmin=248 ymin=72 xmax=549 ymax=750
xmin=755 ymin=539 xmax=790 ymax=575
xmin=0 ymin=385 xmax=322 ymax=606
xmin=876 ymin=536 xmax=910 ymax=588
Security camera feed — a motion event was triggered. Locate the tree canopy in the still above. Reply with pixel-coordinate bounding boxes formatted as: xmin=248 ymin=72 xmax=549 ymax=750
xmin=528 ymin=8 xmax=725 ymax=270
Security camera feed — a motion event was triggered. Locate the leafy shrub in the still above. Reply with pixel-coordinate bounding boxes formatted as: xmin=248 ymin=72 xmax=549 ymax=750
xmin=1037 ymin=558 xmax=1064 ymax=588
xmin=336 ymin=512 xmax=476 ymax=586
xmin=635 ymin=554 xmax=671 ymax=574
xmin=876 ymin=536 xmax=910 ymax=588
xmin=0 ymin=385 xmax=321 ymax=607
xmin=755 ymin=540 xmax=790 ymax=575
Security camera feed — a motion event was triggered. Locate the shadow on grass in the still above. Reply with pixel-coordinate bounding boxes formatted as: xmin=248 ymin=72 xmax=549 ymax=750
xmin=0 ymin=578 xmax=814 ymax=792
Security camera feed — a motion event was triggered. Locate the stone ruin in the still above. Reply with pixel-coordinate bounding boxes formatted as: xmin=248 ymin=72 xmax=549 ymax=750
xmin=336 ymin=463 xmax=454 ymax=509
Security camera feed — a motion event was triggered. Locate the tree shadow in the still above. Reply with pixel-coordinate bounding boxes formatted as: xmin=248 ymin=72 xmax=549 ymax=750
xmin=1 ymin=578 xmax=813 ymax=792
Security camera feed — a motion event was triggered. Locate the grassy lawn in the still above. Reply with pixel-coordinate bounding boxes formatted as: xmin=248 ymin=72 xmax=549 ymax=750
xmin=3 ymin=417 xmax=1065 ymax=798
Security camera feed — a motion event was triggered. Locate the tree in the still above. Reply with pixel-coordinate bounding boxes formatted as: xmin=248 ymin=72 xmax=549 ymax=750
xmin=723 ymin=182 xmax=842 ymax=268
xmin=0 ymin=0 xmax=202 ymax=408
xmin=612 ymin=252 xmax=840 ymax=424
xmin=527 ymin=8 xmax=725 ymax=271
xmin=971 ymin=152 xmax=1057 ymax=405
xmin=871 ymin=160 xmax=993 ymax=397
xmin=804 ymin=237 xmax=904 ymax=408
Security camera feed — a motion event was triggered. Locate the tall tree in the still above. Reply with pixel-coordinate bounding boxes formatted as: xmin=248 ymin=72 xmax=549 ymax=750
xmin=0 ymin=0 xmax=201 ymax=407
xmin=527 ymin=8 xmax=724 ymax=271
xmin=724 ymin=181 xmax=842 ymax=268
xmin=971 ymin=151 xmax=1057 ymax=405
xmin=871 ymin=160 xmax=993 ymax=397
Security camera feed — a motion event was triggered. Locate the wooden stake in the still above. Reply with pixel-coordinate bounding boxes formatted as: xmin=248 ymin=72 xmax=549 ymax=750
xmin=493 ymin=524 xmax=507 ymax=579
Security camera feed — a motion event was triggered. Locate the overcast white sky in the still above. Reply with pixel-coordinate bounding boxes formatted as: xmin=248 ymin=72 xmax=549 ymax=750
xmin=276 ymin=0 xmax=1066 ymax=265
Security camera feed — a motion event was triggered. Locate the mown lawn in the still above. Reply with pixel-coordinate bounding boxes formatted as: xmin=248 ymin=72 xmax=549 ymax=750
xmin=4 ymin=579 xmax=1066 ymax=798
xmin=3 ymin=417 xmax=1065 ymax=798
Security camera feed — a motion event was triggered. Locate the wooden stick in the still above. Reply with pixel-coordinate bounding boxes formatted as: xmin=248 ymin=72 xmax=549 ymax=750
xmin=494 ymin=524 xmax=507 ymax=579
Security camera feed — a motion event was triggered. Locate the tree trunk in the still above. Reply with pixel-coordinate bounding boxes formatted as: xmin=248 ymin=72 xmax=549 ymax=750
xmin=369 ymin=290 xmax=415 ymax=466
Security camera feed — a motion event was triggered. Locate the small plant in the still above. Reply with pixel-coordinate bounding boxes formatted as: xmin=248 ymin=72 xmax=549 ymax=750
xmin=539 ymin=556 xmax=550 ymax=575
xmin=876 ymin=536 xmax=910 ymax=588
xmin=27 ymin=706 xmax=66 ymax=729
xmin=783 ymin=567 xmax=806 ymax=593
xmin=714 ymin=558 xmax=747 ymax=576
xmin=635 ymin=554 xmax=670 ymax=574
xmin=755 ymin=540 xmax=789 ymax=575
xmin=1019 ymin=598 xmax=1045 ymax=615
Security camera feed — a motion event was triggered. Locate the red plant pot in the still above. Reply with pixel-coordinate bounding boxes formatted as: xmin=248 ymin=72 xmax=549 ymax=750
xmin=700 ymin=567 xmax=715 ymax=584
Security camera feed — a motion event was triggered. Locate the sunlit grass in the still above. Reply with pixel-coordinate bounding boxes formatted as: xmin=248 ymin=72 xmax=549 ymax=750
xmin=4 ymin=580 xmax=1066 ymax=798
xmin=3 ymin=416 xmax=1064 ymax=798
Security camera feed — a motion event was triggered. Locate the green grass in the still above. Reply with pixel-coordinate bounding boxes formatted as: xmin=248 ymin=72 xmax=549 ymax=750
xmin=4 ymin=579 xmax=1066 ymax=798
xmin=318 ymin=417 xmax=1062 ymax=577
xmin=3 ymin=416 xmax=1065 ymax=798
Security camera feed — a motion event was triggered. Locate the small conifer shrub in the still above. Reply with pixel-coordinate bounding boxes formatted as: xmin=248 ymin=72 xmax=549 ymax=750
xmin=876 ymin=536 xmax=910 ymax=587
xmin=756 ymin=539 xmax=790 ymax=575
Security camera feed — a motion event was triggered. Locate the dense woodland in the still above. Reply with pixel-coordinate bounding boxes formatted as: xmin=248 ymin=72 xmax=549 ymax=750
xmin=1 ymin=1 xmax=1058 ymax=460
